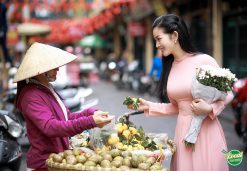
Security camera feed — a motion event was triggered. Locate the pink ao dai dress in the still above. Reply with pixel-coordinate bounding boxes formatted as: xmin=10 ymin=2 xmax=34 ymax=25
xmin=145 ymin=54 xmax=233 ymax=171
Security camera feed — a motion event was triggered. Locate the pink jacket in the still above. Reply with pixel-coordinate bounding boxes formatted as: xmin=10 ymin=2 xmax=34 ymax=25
xmin=17 ymin=83 xmax=97 ymax=169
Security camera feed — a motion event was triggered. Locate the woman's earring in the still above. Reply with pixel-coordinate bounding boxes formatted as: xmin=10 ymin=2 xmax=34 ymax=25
xmin=174 ymin=40 xmax=177 ymax=44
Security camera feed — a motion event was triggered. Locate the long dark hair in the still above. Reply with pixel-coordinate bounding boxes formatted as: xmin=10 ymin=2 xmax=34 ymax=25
xmin=14 ymin=80 xmax=27 ymax=107
xmin=152 ymin=14 xmax=198 ymax=101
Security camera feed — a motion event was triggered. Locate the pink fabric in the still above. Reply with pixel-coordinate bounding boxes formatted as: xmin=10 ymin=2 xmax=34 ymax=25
xmin=146 ymin=54 xmax=233 ymax=171
xmin=17 ymin=83 xmax=97 ymax=169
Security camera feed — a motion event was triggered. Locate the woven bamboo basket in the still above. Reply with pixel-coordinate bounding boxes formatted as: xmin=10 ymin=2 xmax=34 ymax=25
xmin=46 ymin=139 xmax=175 ymax=171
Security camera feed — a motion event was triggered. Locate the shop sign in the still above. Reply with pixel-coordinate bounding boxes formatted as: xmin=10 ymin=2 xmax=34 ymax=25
xmin=128 ymin=22 xmax=146 ymax=37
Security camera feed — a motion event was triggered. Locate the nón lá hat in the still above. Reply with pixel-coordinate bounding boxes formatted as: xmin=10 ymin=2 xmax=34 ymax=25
xmin=13 ymin=42 xmax=77 ymax=83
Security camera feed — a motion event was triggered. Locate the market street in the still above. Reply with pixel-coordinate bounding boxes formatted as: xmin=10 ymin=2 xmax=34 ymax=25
xmin=20 ymin=80 xmax=247 ymax=171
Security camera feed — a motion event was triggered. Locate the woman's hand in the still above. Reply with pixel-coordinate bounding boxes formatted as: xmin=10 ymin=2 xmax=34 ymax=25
xmin=92 ymin=111 xmax=113 ymax=128
xmin=191 ymin=99 xmax=213 ymax=115
xmin=138 ymin=98 xmax=150 ymax=111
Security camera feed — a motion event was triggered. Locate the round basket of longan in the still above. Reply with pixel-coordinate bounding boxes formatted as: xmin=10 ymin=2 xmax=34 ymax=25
xmin=46 ymin=147 xmax=173 ymax=171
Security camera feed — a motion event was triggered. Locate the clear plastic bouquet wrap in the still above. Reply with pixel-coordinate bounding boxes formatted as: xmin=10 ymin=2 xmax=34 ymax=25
xmin=184 ymin=65 xmax=237 ymax=150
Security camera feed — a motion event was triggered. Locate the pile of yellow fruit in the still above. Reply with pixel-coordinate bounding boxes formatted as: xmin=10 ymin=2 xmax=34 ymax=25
xmin=106 ymin=121 xmax=158 ymax=152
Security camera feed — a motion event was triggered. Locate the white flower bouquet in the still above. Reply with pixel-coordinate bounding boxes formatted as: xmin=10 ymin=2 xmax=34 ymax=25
xmin=184 ymin=65 xmax=237 ymax=150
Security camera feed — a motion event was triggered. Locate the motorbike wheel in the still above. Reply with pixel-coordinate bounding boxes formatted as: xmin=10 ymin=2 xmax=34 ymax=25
xmin=0 ymin=167 xmax=12 ymax=171
xmin=0 ymin=157 xmax=22 ymax=171
xmin=10 ymin=155 xmax=22 ymax=171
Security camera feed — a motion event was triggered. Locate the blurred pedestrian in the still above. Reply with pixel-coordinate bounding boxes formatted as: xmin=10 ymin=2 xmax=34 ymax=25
xmin=117 ymin=50 xmax=128 ymax=81
xmin=14 ymin=42 xmax=114 ymax=171
xmin=149 ymin=49 xmax=162 ymax=81
xmin=148 ymin=49 xmax=168 ymax=102
xmin=0 ymin=1 xmax=12 ymax=66
xmin=136 ymin=14 xmax=233 ymax=171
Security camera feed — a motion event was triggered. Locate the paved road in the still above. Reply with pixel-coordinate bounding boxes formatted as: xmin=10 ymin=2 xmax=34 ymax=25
xmin=20 ymin=80 xmax=247 ymax=171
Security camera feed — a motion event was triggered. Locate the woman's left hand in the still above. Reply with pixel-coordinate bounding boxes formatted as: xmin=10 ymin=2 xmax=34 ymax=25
xmin=191 ymin=99 xmax=213 ymax=115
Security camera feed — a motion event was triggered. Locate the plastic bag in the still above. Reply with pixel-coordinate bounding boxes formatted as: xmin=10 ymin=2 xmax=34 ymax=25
xmin=89 ymin=120 xmax=116 ymax=150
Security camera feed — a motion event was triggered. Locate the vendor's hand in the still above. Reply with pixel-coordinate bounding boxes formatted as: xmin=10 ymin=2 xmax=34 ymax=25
xmin=191 ymin=99 xmax=212 ymax=115
xmin=138 ymin=98 xmax=149 ymax=111
xmin=92 ymin=111 xmax=113 ymax=128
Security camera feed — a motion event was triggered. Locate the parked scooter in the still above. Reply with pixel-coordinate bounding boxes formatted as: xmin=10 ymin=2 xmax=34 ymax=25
xmin=1 ymin=89 xmax=30 ymax=149
xmin=112 ymin=60 xmax=143 ymax=91
xmin=56 ymin=86 xmax=98 ymax=112
xmin=2 ymin=66 xmax=30 ymax=149
xmin=231 ymin=77 xmax=247 ymax=150
xmin=0 ymin=109 xmax=23 ymax=171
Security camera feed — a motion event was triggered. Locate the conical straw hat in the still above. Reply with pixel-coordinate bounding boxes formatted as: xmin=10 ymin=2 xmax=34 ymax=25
xmin=13 ymin=42 xmax=78 ymax=82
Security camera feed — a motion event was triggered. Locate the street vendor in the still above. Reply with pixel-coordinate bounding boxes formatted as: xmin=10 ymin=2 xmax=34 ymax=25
xmin=14 ymin=42 xmax=113 ymax=171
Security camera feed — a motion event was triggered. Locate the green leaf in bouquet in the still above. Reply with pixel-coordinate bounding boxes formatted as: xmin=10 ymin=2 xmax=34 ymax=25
xmin=197 ymin=66 xmax=237 ymax=92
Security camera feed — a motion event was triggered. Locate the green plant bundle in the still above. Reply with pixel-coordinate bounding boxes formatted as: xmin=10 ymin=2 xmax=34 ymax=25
xmin=123 ymin=96 xmax=140 ymax=110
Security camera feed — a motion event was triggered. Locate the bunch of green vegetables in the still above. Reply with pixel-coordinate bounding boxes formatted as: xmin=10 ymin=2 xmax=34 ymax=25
xmin=123 ymin=96 xmax=140 ymax=110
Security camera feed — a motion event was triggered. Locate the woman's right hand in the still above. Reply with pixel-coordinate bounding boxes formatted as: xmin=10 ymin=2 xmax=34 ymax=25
xmin=138 ymin=98 xmax=150 ymax=111
xmin=92 ymin=111 xmax=113 ymax=128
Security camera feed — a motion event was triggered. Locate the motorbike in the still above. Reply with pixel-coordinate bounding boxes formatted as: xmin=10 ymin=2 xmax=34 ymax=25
xmin=231 ymin=77 xmax=247 ymax=150
xmin=112 ymin=60 xmax=143 ymax=91
xmin=0 ymin=109 xmax=23 ymax=171
xmin=2 ymin=66 xmax=30 ymax=149
xmin=56 ymin=86 xmax=98 ymax=112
